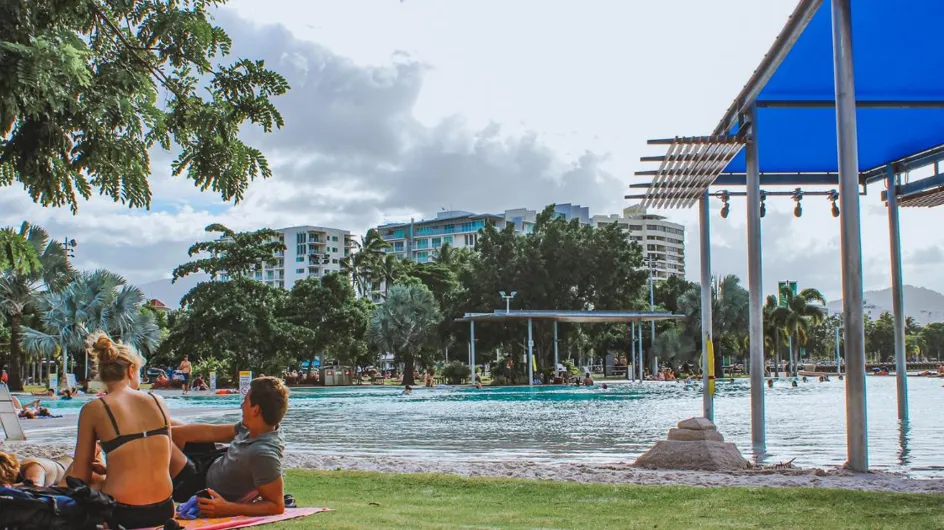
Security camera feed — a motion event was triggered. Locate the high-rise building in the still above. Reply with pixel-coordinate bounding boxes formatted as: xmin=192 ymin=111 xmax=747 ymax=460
xmin=591 ymin=205 xmax=686 ymax=280
xmin=376 ymin=204 xmax=590 ymax=262
xmin=224 ymin=225 xmax=353 ymax=290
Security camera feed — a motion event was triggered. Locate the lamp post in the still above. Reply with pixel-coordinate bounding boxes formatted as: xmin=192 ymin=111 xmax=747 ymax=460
xmin=643 ymin=256 xmax=657 ymax=373
xmin=499 ymin=291 xmax=517 ymax=314
xmin=62 ymin=237 xmax=77 ymax=389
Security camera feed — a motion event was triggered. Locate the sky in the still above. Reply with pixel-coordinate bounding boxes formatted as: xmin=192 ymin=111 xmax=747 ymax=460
xmin=2 ymin=0 xmax=943 ymax=301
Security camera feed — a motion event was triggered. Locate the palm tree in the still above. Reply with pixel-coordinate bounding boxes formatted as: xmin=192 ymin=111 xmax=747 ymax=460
xmin=769 ymin=286 xmax=826 ymax=376
xmin=342 ymin=229 xmax=389 ymax=297
xmin=762 ymin=295 xmax=788 ymax=377
xmin=21 ymin=270 xmax=160 ymax=386
xmin=376 ymin=254 xmax=403 ymax=298
xmin=653 ymin=327 xmax=697 ymax=367
xmin=0 ymin=222 xmax=72 ymax=390
xmin=369 ymin=284 xmax=441 ymax=386
xmin=678 ymin=274 xmax=749 ymax=375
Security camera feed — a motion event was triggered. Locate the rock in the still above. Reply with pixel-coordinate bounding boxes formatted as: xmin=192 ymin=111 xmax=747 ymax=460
xmin=667 ymin=428 xmax=725 ymax=442
xmin=633 ymin=440 xmax=750 ymax=471
xmin=677 ymin=417 xmax=717 ymax=431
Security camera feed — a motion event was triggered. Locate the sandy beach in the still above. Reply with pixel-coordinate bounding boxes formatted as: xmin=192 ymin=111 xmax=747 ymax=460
xmin=4 ymin=437 xmax=943 ymax=494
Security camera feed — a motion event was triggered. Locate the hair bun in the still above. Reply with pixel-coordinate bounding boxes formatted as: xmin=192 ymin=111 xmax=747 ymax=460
xmin=89 ymin=333 xmax=119 ymax=363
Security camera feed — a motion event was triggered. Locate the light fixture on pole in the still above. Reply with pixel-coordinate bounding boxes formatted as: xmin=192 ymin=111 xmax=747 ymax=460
xmin=759 ymin=190 xmax=767 ymax=218
xmin=63 ymin=237 xmax=77 ymax=259
xmin=792 ymin=188 xmax=803 ymax=217
xmin=827 ymin=189 xmax=840 ymax=218
xmin=498 ymin=291 xmax=517 ymax=313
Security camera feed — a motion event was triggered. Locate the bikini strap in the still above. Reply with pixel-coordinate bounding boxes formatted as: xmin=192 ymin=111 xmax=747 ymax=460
xmin=148 ymin=392 xmax=168 ymax=427
xmin=98 ymin=398 xmax=121 ymax=436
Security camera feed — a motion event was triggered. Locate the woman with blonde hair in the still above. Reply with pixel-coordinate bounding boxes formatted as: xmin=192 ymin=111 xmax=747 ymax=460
xmin=65 ymin=332 xmax=174 ymax=528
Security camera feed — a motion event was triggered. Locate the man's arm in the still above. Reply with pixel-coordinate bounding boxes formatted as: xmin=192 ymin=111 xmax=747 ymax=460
xmin=171 ymin=423 xmax=238 ymax=449
xmin=198 ymin=478 xmax=285 ymax=517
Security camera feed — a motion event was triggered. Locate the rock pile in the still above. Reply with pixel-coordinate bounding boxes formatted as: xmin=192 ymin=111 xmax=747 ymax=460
xmin=633 ymin=417 xmax=750 ymax=471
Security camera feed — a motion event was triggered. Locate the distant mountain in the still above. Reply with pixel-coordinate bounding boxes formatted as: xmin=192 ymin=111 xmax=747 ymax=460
xmin=827 ymin=285 xmax=944 ymax=324
xmin=138 ymin=274 xmax=209 ymax=310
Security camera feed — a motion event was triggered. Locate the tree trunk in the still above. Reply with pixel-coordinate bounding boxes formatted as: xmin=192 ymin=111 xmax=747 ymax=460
xmin=402 ymin=352 xmax=415 ymax=386
xmin=8 ymin=313 xmax=23 ymax=391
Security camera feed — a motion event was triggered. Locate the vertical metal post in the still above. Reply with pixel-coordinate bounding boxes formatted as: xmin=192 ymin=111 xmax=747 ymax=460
xmin=886 ymin=166 xmax=909 ymax=421
xmin=470 ymin=321 xmax=476 ymax=385
xmin=649 ymin=265 xmax=656 ymax=375
xmin=835 ymin=325 xmax=841 ymax=373
xmin=745 ymin=103 xmax=766 ymax=454
xmin=831 ymin=0 xmax=868 ymax=472
xmin=699 ymin=191 xmax=714 ymax=421
xmin=553 ymin=321 xmax=559 ymax=377
xmin=630 ymin=322 xmax=636 ymax=381
xmin=788 ymin=336 xmax=794 ymax=376
xmin=527 ymin=318 xmax=534 ymax=386
xmin=638 ymin=319 xmax=644 ymax=379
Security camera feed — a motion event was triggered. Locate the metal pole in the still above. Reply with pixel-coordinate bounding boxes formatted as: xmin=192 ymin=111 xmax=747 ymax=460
xmin=699 ymin=191 xmax=714 ymax=421
xmin=788 ymin=335 xmax=794 ymax=376
xmin=835 ymin=325 xmax=841 ymax=373
xmin=470 ymin=321 xmax=476 ymax=385
xmin=886 ymin=166 xmax=909 ymax=421
xmin=638 ymin=319 xmax=644 ymax=380
xmin=745 ymin=102 xmax=766 ymax=454
xmin=554 ymin=321 xmax=559 ymax=378
xmin=527 ymin=318 xmax=534 ymax=386
xmin=649 ymin=264 xmax=656 ymax=375
xmin=630 ymin=322 xmax=636 ymax=381
xmin=831 ymin=0 xmax=868 ymax=472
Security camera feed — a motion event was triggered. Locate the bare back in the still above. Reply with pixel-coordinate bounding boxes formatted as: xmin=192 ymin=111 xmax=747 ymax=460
xmin=76 ymin=390 xmax=172 ymax=504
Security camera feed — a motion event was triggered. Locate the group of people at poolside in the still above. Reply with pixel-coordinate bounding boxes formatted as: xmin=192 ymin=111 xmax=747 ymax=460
xmin=1 ymin=332 xmax=291 ymax=529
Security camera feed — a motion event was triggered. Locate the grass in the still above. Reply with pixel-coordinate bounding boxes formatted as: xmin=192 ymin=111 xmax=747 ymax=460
xmin=273 ymin=470 xmax=944 ymax=529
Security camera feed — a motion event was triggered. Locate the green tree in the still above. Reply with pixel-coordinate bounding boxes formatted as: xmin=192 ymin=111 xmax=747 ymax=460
xmin=678 ymin=275 xmax=749 ymax=376
xmin=653 ymin=327 xmax=696 ymax=367
xmin=370 ymin=284 xmax=441 ymax=386
xmin=1 ymin=0 xmax=289 ymax=212
xmin=0 ymin=222 xmax=72 ymax=390
xmin=865 ymin=312 xmax=895 ymax=362
xmin=21 ymin=270 xmax=160 ymax=385
xmin=921 ymin=322 xmax=944 ymax=361
xmin=161 ymin=277 xmax=293 ymax=379
xmin=283 ymin=273 xmax=370 ymax=373
xmin=341 ymin=229 xmax=389 ymax=298
xmin=0 ymin=227 xmax=39 ymax=275
xmin=767 ymin=286 xmax=825 ymax=374
xmin=172 ymin=224 xmax=285 ymax=281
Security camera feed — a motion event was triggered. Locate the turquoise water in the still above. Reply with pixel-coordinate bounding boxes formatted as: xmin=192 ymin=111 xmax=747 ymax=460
xmin=40 ymin=377 xmax=944 ymax=476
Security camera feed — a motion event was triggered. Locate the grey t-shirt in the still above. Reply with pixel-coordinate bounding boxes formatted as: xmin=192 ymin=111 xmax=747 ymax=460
xmin=206 ymin=423 xmax=285 ymax=502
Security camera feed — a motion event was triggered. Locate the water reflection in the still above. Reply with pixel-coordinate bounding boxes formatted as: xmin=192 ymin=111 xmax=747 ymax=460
xmin=897 ymin=419 xmax=911 ymax=467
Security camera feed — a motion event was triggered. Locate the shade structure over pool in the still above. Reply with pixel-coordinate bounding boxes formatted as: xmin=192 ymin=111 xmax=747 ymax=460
xmin=630 ymin=0 xmax=944 ymax=474
xmin=456 ymin=310 xmax=684 ymax=324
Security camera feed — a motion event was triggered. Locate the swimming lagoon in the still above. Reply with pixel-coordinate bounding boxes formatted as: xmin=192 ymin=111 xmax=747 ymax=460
xmin=40 ymin=377 xmax=944 ymax=477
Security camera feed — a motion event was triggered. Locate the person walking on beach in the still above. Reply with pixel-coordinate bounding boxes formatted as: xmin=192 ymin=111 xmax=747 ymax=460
xmin=179 ymin=355 xmax=192 ymax=395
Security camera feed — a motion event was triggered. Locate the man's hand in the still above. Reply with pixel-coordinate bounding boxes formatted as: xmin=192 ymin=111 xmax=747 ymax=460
xmin=197 ymin=489 xmax=234 ymax=518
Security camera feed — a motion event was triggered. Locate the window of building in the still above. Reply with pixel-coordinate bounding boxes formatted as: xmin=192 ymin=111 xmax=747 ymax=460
xmin=296 ymin=233 xmax=307 ymax=244
xmin=296 ymin=244 xmax=306 ymax=256
xmin=332 ymin=236 xmax=338 ymax=242
xmin=266 ymin=271 xmax=274 ymax=280
xmin=393 ymin=242 xmax=404 ymax=252
xmin=332 ymin=258 xmax=338 ymax=264
xmin=443 ymin=235 xmax=453 ymax=245
xmin=432 ymin=237 xmax=442 ymax=247
xmin=296 ymin=256 xmax=304 ymax=262
xmin=332 ymin=247 xmax=338 ymax=253
xmin=296 ymin=268 xmax=305 ymax=274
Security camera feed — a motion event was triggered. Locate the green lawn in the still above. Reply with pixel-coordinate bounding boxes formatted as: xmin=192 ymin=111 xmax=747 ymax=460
xmin=276 ymin=470 xmax=943 ymax=529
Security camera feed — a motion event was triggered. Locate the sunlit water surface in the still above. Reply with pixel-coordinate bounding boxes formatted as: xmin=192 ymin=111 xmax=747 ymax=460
xmin=42 ymin=377 xmax=944 ymax=476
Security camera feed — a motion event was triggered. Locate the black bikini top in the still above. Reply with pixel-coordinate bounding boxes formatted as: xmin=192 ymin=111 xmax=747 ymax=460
xmin=99 ymin=392 xmax=169 ymax=454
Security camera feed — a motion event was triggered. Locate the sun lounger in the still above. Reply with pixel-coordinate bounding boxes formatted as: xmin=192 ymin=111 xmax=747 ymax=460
xmin=0 ymin=385 xmax=26 ymax=440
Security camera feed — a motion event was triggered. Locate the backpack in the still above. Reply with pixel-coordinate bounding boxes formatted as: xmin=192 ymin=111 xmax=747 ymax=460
xmin=0 ymin=477 xmax=115 ymax=530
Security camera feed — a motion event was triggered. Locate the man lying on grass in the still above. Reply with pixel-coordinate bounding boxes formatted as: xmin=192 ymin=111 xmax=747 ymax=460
xmin=170 ymin=376 xmax=288 ymax=517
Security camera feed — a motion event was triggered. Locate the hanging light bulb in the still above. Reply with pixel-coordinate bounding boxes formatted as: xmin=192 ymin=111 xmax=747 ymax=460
xmin=718 ymin=190 xmax=730 ymax=219
xmin=792 ymin=187 xmax=803 ymax=218
xmin=760 ymin=190 xmax=767 ymax=218
xmin=831 ymin=202 xmax=840 ymax=217
xmin=721 ymin=203 xmax=730 ymax=219
xmin=828 ymin=189 xmax=840 ymax=218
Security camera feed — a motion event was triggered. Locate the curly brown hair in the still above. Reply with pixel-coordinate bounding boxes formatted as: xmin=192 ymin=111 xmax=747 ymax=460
xmin=0 ymin=452 xmax=20 ymax=486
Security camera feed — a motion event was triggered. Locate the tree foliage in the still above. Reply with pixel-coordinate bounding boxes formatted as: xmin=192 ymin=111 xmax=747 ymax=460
xmin=0 ymin=222 xmax=72 ymax=389
xmin=370 ymin=284 xmax=441 ymax=386
xmin=0 ymin=0 xmax=289 ymax=212
xmin=172 ymin=224 xmax=285 ymax=282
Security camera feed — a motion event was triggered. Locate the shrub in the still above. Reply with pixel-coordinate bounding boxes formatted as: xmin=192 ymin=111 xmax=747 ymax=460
xmin=440 ymin=361 xmax=472 ymax=385
xmin=563 ymin=360 xmax=579 ymax=375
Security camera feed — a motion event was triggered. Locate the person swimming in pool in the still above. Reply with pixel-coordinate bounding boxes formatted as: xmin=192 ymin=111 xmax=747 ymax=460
xmin=402 ymin=385 xmax=412 ymax=395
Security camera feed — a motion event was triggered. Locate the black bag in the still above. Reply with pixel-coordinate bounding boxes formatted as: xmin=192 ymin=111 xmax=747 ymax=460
xmin=0 ymin=477 xmax=115 ymax=530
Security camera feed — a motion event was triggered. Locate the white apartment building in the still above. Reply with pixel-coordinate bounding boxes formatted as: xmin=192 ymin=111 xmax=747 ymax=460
xmin=592 ymin=205 xmax=686 ymax=280
xmin=377 ymin=204 xmax=590 ymax=262
xmin=234 ymin=225 xmax=353 ymax=290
